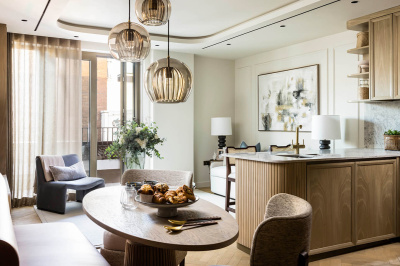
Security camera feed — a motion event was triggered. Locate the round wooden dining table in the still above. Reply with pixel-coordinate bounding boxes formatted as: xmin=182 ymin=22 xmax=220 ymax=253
xmin=83 ymin=186 xmax=239 ymax=266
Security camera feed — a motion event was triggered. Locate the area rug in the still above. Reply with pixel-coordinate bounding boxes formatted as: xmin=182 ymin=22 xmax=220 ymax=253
xmin=34 ymin=188 xmax=232 ymax=247
xmin=34 ymin=202 xmax=104 ymax=247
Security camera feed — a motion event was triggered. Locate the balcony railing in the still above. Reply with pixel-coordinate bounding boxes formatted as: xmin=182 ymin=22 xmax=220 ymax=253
xmin=82 ymin=127 xmax=119 ymax=160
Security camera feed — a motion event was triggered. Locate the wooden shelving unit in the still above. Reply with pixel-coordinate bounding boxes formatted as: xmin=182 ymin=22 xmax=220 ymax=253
xmin=347 ymin=46 xmax=370 ymax=55
xmin=347 ymin=72 xmax=369 ymax=79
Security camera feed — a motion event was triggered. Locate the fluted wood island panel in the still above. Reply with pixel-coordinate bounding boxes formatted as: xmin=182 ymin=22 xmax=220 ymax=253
xmin=235 ymin=159 xmax=306 ymax=248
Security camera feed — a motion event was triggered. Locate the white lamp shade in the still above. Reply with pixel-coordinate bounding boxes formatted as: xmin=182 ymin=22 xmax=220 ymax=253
xmin=211 ymin=117 xmax=232 ymax=136
xmin=311 ymin=115 xmax=341 ymax=140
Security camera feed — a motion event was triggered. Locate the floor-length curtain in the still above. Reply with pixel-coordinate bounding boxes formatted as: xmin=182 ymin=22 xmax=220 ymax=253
xmin=11 ymin=34 xmax=82 ymax=207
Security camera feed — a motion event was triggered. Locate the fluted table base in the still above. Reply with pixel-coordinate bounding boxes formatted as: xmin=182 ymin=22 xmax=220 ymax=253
xmin=124 ymin=240 xmax=176 ymax=266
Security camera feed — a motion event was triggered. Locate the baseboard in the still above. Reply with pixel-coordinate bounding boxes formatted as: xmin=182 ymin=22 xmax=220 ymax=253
xmin=195 ymin=181 xmax=210 ymax=188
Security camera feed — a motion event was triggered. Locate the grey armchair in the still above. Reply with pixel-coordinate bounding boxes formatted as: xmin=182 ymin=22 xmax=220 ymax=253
xmin=100 ymin=169 xmax=193 ymax=266
xmin=36 ymin=154 xmax=105 ymax=214
xmin=251 ymin=193 xmax=312 ymax=266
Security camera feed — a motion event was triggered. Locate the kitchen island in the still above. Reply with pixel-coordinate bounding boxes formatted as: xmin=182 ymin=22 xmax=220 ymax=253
xmin=225 ymin=149 xmax=400 ymax=255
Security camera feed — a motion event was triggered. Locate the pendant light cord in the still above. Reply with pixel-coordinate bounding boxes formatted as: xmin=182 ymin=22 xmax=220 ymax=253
xmin=167 ymin=19 xmax=170 ymax=69
xmin=128 ymin=0 xmax=131 ymax=28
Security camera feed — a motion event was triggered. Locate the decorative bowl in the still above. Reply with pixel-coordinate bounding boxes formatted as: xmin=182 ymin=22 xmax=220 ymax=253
xmin=136 ymin=195 xmax=199 ymax=217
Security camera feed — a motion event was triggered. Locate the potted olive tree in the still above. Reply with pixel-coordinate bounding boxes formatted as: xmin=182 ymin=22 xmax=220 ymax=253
xmin=384 ymin=130 xmax=400 ymax=151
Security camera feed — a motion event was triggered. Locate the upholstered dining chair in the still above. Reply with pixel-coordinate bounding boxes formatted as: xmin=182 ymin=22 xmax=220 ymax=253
xmin=251 ymin=193 xmax=312 ymax=266
xmin=225 ymin=146 xmax=257 ymax=213
xmin=213 ymin=193 xmax=312 ymax=266
xmin=100 ymin=169 xmax=193 ymax=266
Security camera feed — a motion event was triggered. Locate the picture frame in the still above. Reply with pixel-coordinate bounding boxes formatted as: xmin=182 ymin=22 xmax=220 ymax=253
xmin=258 ymin=64 xmax=319 ymax=132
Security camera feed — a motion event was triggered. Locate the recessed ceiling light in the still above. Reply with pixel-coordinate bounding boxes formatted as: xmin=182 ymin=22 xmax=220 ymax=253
xmin=280 ymin=25 xmax=286 ymax=28
xmin=351 ymin=1 xmax=358 ymax=3
xmin=21 ymin=19 xmax=27 ymax=22
xmin=227 ymin=43 xmax=231 ymax=46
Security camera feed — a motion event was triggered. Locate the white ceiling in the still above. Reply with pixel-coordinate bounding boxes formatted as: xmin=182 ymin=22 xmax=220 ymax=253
xmin=0 ymin=0 xmax=399 ymax=59
xmin=59 ymin=0 xmax=298 ymax=37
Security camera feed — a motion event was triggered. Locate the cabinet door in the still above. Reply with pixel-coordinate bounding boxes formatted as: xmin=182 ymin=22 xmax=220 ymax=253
xmin=307 ymin=163 xmax=354 ymax=254
xmin=370 ymin=14 xmax=393 ymax=100
xmin=355 ymin=160 xmax=396 ymax=244
xmin=394 ymin=12 xmax=400 ymax=99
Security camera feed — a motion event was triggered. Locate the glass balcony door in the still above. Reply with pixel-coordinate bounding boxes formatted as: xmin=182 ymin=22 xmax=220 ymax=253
xmin=82 ymin=52 xmax=139 ymax=183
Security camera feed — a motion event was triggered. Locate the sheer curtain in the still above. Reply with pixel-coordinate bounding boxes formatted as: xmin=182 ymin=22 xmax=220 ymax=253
xmin=11 ymin=34 xmax=82 ymax=207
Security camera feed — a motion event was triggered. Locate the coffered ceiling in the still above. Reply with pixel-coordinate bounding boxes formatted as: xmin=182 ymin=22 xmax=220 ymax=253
xmin=0 ymin=0 xmax=399 ymax=59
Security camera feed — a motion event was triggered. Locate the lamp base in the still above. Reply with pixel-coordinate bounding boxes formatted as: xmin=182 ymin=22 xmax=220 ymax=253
xmin=218 ymin=136 xmax=226 ymax=149
xmin=319 ymin=139 xmax=331 ymax=149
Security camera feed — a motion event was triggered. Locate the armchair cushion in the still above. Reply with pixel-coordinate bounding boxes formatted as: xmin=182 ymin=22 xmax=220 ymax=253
xmin=50 ymin=161 xmax=87 ymax=181
xmin=55 ymin=177 xmax=105 ymax=190
xmin=210 ymin=166 xmax=235 ymax=179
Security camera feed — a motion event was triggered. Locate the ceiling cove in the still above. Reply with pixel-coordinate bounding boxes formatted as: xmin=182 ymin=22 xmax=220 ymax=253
xmin=57 ymin=0 xmax=321 ymax=44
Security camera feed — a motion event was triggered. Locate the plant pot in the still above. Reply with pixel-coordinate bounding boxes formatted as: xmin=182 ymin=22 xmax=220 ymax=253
xmin=384 ymin=135 xmax=400 ymax=151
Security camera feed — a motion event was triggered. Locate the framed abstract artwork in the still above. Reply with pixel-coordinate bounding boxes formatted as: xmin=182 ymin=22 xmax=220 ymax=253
xmin=258 ymin=65 xmax=319 ymax=132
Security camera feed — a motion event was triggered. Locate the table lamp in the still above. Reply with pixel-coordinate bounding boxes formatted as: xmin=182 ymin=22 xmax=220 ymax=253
xmin=311 ymin=115 xmax=341 ymax=149
xmin=211 ymin=117 xmax=232 ymax=149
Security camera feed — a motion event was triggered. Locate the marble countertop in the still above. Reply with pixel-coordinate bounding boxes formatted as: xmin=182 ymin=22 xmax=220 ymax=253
xmin=223 ymin=148 xmax=400 ymax=163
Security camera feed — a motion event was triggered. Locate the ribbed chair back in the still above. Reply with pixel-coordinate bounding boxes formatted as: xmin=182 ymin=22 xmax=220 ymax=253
xmin=250 ymin=193 xmax=312 ymax=266
xmin=121 ymin=169 xmax=193 ymax=189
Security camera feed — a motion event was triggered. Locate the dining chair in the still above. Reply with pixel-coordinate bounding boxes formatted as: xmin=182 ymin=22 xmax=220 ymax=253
xmin=270 ymin=144 xmax=293 ymax=152
xmin=251 ymin=193 xmax=312 ymax=266
xmin=213 ymin=193 xmax=312 ymax=266
xmin=100 ymin=169 xmax=193 ymax=266
xmin=225 ymin=146 xmax=257 ymax=213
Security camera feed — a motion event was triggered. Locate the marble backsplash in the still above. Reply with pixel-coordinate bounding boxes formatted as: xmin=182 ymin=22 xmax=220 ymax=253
xmin=364 ymin=101 xmax=400 ymax=148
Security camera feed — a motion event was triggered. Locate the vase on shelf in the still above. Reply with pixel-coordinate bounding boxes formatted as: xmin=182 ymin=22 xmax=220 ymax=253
xmin=125 ymin=152 xmax=146 ymax=169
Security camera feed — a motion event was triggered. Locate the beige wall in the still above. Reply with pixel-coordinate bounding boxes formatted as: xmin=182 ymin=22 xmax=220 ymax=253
xmin=235 ymin=30 xmax=363 ymax=151
xmin=194 ymin=55 xmax=235 ymax=187
xmin=141 ymin=50 xmax=195 ymax=175
xmin=0 ymin=24 xmax=7 ymax=175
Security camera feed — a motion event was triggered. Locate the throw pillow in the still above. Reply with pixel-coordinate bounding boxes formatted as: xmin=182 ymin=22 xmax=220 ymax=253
xmin=49 ymin=161 xmax=87 ymax=181
xmin=240 ymin=141 xmax=261 ymax=152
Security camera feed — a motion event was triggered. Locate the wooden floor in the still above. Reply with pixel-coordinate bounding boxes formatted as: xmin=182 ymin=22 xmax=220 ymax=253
xmin=10 ymin=206 xmax=400 ymax=266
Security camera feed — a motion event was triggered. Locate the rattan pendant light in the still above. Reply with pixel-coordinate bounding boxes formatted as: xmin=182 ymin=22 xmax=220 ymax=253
xmin=108 ymin=0 xmax=151 ymax=62
xmin=135 ymin=0 xmax=171 ymax=26
xmin=145 ymin=21 xmax=193 ymax=103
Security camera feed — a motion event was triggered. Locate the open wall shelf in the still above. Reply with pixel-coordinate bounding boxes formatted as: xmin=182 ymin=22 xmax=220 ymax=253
xmin=347 ymin=46 xmax=369 ymax=55
xmin=347 ymin=72 xmax=369 ymax=79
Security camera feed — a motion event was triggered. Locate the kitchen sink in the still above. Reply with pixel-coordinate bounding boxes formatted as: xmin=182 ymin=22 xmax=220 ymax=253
xmin=276 ymin=154 xmax=317 ymax=159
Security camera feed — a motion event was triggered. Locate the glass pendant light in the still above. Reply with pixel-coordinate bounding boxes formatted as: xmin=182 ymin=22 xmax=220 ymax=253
xmin=135 ymin=0 xmax=171 ymax=26
xmin=145 ymin=21 xmax=193 ymax=103
xmin=108 ymin=0 xmax=151 ymax=62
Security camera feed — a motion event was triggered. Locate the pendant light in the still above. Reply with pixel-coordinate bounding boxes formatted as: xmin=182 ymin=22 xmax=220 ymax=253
xmin=145 ymin=21 xmax=193 ymax=103
xmin=135 ymin=0 xmax=171 ymax=26
xmin=108 ymin=0 xmax=151 ymax=62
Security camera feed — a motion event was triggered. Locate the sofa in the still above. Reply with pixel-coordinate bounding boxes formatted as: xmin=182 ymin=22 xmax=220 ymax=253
xmin=210 ymin=161 xmax=235 ymax=199
xmin=0 ymin=174 xmax=110 ymax=266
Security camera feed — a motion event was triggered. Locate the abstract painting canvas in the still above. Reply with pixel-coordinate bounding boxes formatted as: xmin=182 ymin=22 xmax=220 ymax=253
xmin=258 ymin=65 xmax=319 ymax=132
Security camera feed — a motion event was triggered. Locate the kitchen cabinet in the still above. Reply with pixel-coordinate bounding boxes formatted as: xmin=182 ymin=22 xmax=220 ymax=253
xmin=355 ymin=160 xmax=397 ymax=244
xmin=394 ymin=12 xmax=400 ymax=99
xmin=307 ymin=163 xmax=354 ymax=253
xmin=370 ymin=14 xmax=393 ymax=100
xmin=306 ymin=159 xmax=397 ymax=254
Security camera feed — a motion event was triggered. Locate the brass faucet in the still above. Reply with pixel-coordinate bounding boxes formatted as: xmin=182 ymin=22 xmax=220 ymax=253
xmin=291 ymin=125 xmax=305 ymax=154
